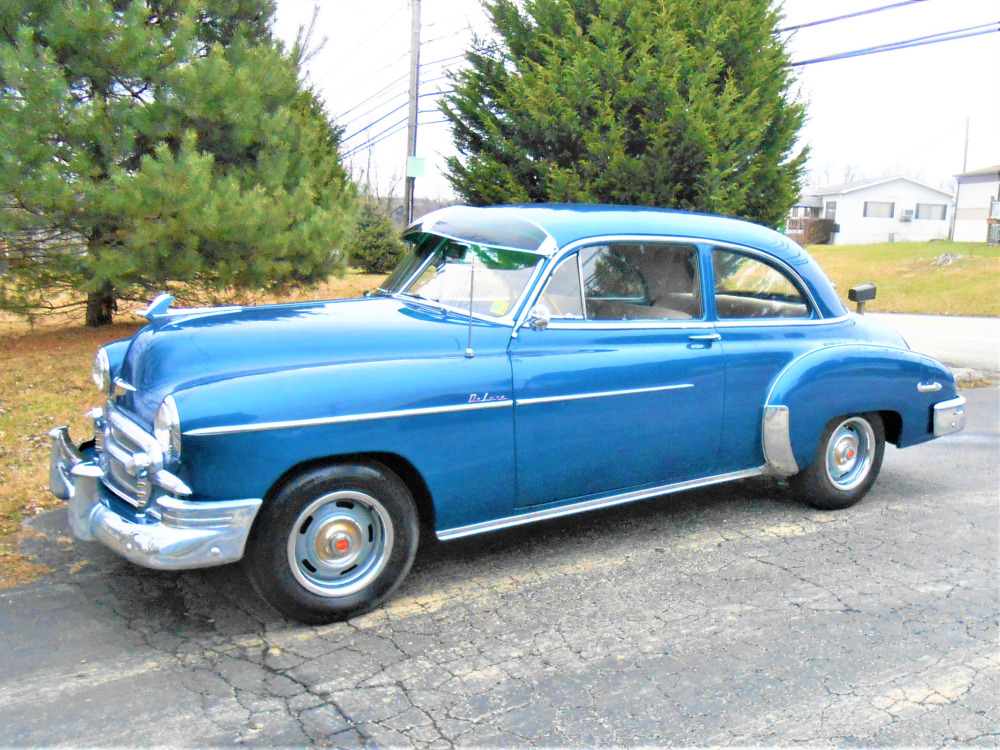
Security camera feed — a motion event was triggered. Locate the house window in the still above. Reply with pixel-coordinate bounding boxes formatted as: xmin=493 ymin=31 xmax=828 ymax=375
xmin=915 ymin=203 xmax=947 ymax=220
xmin=824 ymin=201 xmax=837 ymax=220
xmin=863 ymin=201 xmax=894 ymax=218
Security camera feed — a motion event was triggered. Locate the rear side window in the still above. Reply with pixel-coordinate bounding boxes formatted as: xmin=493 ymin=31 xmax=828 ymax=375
xmin=537 ymin=243 xmax=702 ymax=322
xmin=712 ymin=249 xmax=810 ymax=320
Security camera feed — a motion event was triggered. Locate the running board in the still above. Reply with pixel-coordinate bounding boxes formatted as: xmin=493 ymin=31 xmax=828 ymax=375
xmin=436 ymin=467 xmax=765 ymax=541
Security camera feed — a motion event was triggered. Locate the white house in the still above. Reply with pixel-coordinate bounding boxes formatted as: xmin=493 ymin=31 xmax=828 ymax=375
xmin=952 ymin=165 xmax=1000 ymax=244
xmin=792 ymin=176 xmax=954 ymax=245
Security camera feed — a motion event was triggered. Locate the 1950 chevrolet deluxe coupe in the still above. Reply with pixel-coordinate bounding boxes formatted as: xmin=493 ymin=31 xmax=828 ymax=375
xmin=50 ymin=205 xmax=966 ymax=623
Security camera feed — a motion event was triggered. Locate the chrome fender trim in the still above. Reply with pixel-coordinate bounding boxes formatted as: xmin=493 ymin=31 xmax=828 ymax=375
xmin=762 ymin=405 xmax=799 ymax=476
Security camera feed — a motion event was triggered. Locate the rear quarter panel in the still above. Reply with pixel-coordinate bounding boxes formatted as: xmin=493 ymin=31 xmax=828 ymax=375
xmin=767 ymin=344 xmax=958 ymax=470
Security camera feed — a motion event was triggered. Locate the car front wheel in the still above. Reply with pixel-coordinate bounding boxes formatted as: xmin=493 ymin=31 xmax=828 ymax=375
xmin=792 ymin=412 xmax=885 ymax=511
xmin=245 ymin=462 xmax=419 ymax=624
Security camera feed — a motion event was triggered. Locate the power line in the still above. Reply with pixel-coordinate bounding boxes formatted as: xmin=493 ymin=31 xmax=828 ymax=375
xmin=319 ymin=5 xmax=406 ymax=76
xmin=337 ymin=55 xmax=465 ymax=121
xmin=778 ymin=0 xmax=930 ymax=34
xmin=342 ymin=102 xmax=409 ymax=142
xmin=344 ymin=112 xmax=453 ymax=159
xmin=419 ymin=52 xmax=468 ymax=68
xmin=332 ymin=48 xmax=411 ymax=99
xmin=421 ymin=20 xmax=491 ymax=47
xmin=339 ymin=74 xmax=452 ymax=128
xmin=344 ymin=117 xmax=408 ymax=158
xmin=342 ymin=90 xmax=454 ymax=142
xmin=791 ymin=22 xmax=998 ymax=66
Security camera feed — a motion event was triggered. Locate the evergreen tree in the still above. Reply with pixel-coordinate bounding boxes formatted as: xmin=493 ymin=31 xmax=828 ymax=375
xmin=346 ymin=201 xmax=406 ymax=275
xmin=0 ymin=0 xmax=353 ymax=326
xmin=442 ymin=0 xmax=807 ymax=227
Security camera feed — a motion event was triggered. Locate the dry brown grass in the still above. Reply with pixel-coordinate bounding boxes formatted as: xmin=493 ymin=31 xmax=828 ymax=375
xmin=0 ymin=270 xmax=384 ymax=588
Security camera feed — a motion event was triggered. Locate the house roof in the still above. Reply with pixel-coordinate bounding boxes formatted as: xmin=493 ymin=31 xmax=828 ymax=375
xmin=956 ymin=165 xmax=1000 ymax=179
xmin=806 ymin=175 xmax=953 ymax=199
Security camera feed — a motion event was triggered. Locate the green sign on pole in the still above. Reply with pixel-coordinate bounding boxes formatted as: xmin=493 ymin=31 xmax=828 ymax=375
xmin=406 ymin=156 xmax=426 ymax=178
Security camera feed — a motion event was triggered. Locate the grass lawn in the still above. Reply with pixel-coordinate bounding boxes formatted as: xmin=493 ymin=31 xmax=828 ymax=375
xmin=0 ymin=270 xmax=385 ymax=587
xmin=808 ymin=240 xmax=999 ymax=317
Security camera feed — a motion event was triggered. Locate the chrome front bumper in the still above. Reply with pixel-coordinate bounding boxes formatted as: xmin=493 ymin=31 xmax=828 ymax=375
xmin=933 ymin=396 xmax=966 ymax=437
xmin=49 ymin=426 xmax=262 ymax=570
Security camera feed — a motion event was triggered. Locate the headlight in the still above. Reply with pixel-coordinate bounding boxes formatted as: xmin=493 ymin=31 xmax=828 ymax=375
xmin=154 ymin=396 xmax=182 ymax=459
xmin=92 ymin=348 xmax=111 ymax=394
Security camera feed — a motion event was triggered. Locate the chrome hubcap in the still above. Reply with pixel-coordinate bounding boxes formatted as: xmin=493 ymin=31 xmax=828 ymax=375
xmin=825 ymin=418 xmax=875 ymax=491
xmin=288 ymin=491 xmax=394 ymax=598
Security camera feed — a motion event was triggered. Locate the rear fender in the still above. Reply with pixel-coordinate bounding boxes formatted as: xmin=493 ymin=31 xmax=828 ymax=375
xmin=763 ymin=344 xmax=957 ymax=474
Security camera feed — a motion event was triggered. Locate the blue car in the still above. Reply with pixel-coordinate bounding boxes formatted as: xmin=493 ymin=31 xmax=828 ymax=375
xmin=49 ymin=205 xmax=966 ymax=623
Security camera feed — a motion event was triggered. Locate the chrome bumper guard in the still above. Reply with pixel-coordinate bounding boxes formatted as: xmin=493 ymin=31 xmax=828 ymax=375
xmin=49 ymin=426 xmax=262 ymax=570
xmin=933 ymin=396 xmax=966 ymax=437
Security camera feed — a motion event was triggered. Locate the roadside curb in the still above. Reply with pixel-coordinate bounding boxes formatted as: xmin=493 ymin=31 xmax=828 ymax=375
xmin=951 ymin=366 xmax=1000 ymax=385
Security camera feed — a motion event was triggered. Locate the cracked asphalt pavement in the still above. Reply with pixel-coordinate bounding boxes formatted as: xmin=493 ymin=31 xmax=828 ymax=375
xmin=2 ymin=387 xmax=997 ymax=747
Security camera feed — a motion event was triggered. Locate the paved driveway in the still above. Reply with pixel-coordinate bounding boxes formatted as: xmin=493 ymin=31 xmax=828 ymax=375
xmin=1 ymin=388 xmax=997 ymax=747
xmin=869 ymin=313 xmax=1000 ymax=373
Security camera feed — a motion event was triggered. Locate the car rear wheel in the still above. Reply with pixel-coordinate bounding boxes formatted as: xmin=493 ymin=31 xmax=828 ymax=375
xmin=792 ymin=412 xmax=885 ymax=511
xmin=245 ymin=462 xmax=418 ymax=624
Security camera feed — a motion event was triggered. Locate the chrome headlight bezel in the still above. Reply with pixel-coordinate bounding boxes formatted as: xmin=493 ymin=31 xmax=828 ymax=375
xmin=154 ymin=395 xmax=182 ymax=460
xmin=92 ymin=347 xmax=112 ymax=394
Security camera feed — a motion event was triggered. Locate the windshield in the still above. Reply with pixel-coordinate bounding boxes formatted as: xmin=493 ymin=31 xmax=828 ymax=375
xmin=381 ymin=234 xmax=544 ymax=318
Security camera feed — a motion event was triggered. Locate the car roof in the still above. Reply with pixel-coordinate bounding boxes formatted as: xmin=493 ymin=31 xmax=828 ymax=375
xmin=412 ymin=204 xmax=795 ymax=258
xmin=406 ymin=204 xmax=847 ymax=318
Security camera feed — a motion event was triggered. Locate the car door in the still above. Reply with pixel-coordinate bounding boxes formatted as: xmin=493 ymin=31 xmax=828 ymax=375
xmin=707 ymin=245 xmax=823 ymax=474
xmin=508 ymin=241 xmax=726 ymax=509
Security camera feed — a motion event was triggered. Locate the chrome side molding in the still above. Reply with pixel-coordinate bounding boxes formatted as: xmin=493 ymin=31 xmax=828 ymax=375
xmin=436 ymin=467 xmax=764 ymax=541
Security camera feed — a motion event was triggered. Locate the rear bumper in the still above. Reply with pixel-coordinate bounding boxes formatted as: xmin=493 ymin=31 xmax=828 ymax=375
xmin=49 ymin=426 xmax=262 ymax=570
xmin=933 ymin=396 xmax=966 ymax=437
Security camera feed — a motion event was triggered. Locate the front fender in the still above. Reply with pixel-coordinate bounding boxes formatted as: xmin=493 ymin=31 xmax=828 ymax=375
xmin=168 ymin=352 xmax=518 ymax=531
xmin=764 ymin=344 xmax=957 ymax=473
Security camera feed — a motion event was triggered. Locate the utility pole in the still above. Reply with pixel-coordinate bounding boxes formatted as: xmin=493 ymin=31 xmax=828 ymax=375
xmin=962 ymin=117 xmax=969 ymax=174
xmin=403 ymin=0 xmax=421 ymax=227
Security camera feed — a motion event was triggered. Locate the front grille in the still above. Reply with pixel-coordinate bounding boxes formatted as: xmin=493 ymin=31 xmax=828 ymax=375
xmin=96 ymin=409 xmax=163 ymax=509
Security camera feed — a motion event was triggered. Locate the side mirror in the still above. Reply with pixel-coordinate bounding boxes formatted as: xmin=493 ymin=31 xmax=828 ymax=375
xmin=848 ymin=283 xmax=876 ymax=314
xmin=527 ymin=304 xmax=551 ymax=331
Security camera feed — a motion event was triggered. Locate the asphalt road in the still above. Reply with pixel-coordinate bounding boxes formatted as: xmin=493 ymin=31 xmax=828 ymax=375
xmin=1 ymin=387 xmax=997 ymax=747
xmin=868 ymin=313 xmax=1000 ymax=373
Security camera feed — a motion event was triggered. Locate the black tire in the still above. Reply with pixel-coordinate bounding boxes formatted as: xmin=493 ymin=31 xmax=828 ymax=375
xmin=791 ymin=412 xmax=885 ymax=511
xmin=244 ymin=461 xmax=419 ymax=624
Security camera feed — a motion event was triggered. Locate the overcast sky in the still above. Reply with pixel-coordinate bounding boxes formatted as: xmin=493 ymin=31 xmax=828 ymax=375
xmin=272 ymin=0 xmax=1000 ymax=199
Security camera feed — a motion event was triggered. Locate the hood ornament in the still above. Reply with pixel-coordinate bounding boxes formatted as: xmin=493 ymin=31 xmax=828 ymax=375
xmin=140 ymin=293 xmax=175 ymax=320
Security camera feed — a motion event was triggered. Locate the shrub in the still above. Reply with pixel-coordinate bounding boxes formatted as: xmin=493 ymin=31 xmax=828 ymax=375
xmin=346 ymin=202 xmax=406 ymax=274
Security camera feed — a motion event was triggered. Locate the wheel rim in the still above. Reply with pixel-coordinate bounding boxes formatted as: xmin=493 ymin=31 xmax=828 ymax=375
xmin=287 ymin=491 xmax=394 ymax=598
xmin=824 ymin=417 xmax=876 ymax=492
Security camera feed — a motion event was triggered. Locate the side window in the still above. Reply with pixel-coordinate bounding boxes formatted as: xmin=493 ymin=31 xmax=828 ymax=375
xmin=578 ymin=243 xmax=701 ymax=321
xmin=538 ymin=255 xmax=585 ymax=318
xmin=712 ymin=249 xmax=810 ymax=319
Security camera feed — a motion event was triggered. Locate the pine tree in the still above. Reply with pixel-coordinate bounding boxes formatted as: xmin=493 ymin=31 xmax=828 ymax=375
xmin=346 ymin=202 xmax=406 ymax=275
xmin=442 ymin=0 xmax=807 ymax=227
xmin=0 ymin=0 xmax=353 ymax=326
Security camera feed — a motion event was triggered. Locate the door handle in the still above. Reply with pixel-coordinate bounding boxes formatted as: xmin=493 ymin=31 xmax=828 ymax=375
xmin=688 ymin=333 xmax=722 ymax=343
xmin=917 ymin=381 xmax=942 ymax=393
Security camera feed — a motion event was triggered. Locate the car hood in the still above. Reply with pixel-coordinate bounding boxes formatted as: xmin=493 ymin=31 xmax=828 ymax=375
xmin=115 ymin=297 xmax=503 ymax=426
